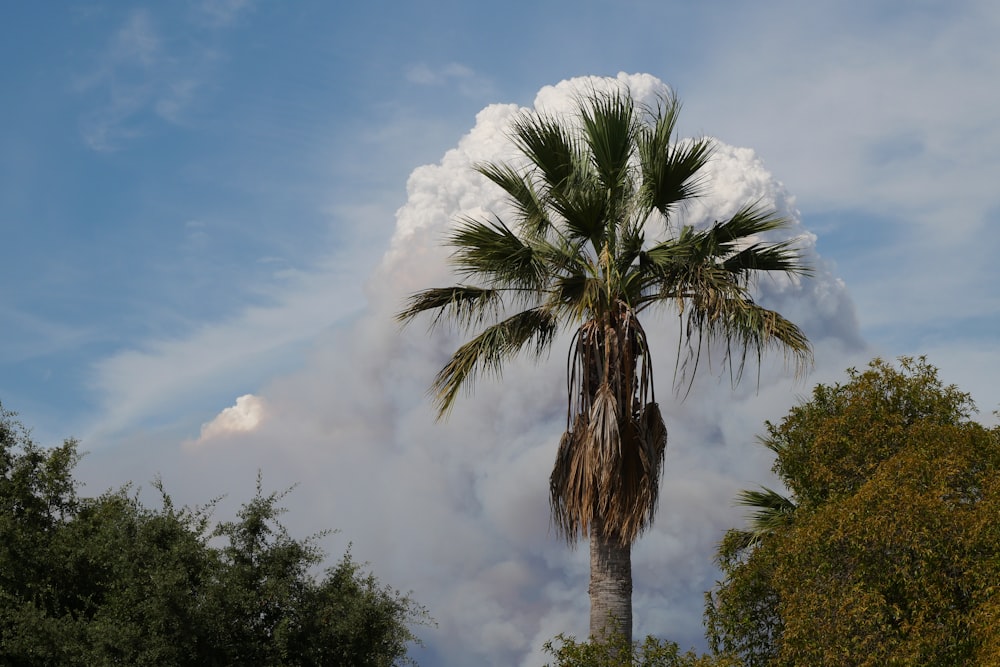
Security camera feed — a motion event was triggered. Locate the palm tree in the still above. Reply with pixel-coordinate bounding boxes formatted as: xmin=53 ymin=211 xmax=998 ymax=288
xmin=397 ymin=85 xmax=812 ymax=644
xmin=731 ymin=486 xmax=798 ymax=551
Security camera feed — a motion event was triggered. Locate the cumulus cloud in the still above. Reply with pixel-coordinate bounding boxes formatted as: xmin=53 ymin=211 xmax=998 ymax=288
xmin=167 ymin=73 xmax=864 ymax=666
xmin=191 ymin=394 xmax=265 ymax=445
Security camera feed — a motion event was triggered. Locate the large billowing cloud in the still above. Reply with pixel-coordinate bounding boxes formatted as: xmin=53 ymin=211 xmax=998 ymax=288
xmin=104 ymin=73 xmax=866 ymax=666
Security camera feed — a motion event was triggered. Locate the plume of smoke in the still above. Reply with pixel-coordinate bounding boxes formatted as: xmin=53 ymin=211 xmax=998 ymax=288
xmin=173 ymin=73 xmax=866 ymax=666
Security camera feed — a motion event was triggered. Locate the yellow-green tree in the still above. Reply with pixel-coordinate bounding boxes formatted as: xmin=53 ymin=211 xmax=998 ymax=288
xmin=706 ymin=358 xmax=1000 ymax=666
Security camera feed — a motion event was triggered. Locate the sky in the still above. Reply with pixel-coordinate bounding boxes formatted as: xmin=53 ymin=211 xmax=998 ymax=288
xmin=2 ymin=1 xmax=999 ymax=665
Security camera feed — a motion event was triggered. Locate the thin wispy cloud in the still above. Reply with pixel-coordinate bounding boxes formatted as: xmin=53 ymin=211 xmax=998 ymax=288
xmin=73 ymin=7 xmax=241 ymax=150
xmin=676 ymin=1 xmax=1000 ymax=373
xmin=85 ymin=249 xmax=371 ymax=442
xmin=684 ymin=1 xmax=1000 ymax=232
xmin=194 ymin=0 xmax=254 ymax=27
xmin=74 ymin=9 xmax=164 ymax=150
xmin=406 ymin=62 xmax=497 ymax=99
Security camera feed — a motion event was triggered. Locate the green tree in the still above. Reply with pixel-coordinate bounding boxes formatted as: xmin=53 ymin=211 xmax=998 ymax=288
xmin=398 ymin=84 xmax=812 ymax=643
xmin=706 ymin=358 xmax=1000 ymax=666
xmin=543 ymin=631 xmax=739 ymax=667
xmin=0 ymin=402 xmax=429 ymax=666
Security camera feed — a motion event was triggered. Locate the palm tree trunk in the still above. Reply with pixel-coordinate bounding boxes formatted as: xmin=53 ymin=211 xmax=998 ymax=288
xmin=589 ymin=520 xmax=633 ymax=645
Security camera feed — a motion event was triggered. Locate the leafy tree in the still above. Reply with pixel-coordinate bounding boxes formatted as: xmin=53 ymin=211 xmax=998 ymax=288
xmin=0 ymin=402 xmax=429 ymax=666
xmin=398 ymin=83 xmax=812 ymax=643
xmin=543 ymin=631 xmax=739 ymax=667
xmin=706 ymin=358 xmax=1000 ymax=666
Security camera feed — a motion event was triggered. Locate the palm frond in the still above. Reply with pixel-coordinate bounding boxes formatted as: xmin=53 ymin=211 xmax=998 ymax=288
xmin=731 ymin=486 xmax=797 ymax=550
xmin=508 ymin=107 xmax=616 ymax=248
xmin=720 ymin=240 xmax=808 ymax=274
xmin=637 ymin=96 xmax=714 ymax=220
xmin=396 ymin=286 xmax=502 ymax=330
xmin=709 ymin=201 xmax=790 ymax=241
xmin=549 ymin=180 xmax=609 ymax=247
xmin=614 ymin=222 xmax=645 ymax=280
xmin=670 ymin=294 xmax=812 ymax=391
xmin=635 ymin=220 xmax=814 ymax=388
xmin=578 ymin=90 xmax=638 ymax=196
xmin=449 ymin=216 xmax=548 ymax=290
xmin=431 ymin=307 xmax=558 ymax=418
xmin=509 ymin=111 xmax=580 ymax=196
xmin=709 ymin=301 xmax=813 ymax=381
xmin=635 ymin=213 xmax=810 ymax=310
xmin=551 ymin=273 xmax=603 ymax=322
xmin=473 ymin=162 xmax=551 ymax=237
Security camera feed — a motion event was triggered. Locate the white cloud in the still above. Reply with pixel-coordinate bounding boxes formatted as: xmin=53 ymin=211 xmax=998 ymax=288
xmin=680 ymin=1 xmax=1000 ymax=227
xmin=191 ymin=394 xmax=265 ymax=445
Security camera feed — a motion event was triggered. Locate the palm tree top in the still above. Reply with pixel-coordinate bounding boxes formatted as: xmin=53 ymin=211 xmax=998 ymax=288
xmin=398 ymin=86 xmax=812 ymax=421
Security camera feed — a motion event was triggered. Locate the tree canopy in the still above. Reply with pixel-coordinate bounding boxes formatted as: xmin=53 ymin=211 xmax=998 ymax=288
xmin=705 ymin=357 xmax=1000 ymax=666
xmin=0 ymin=402 xmax=428 ymax=666
xmin=543 ymin=631 xmax=738 ymax=667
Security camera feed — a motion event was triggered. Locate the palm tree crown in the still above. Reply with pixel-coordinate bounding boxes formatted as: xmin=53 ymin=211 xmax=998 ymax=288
xmin=398 ymin=87 xmax=812 ymax=548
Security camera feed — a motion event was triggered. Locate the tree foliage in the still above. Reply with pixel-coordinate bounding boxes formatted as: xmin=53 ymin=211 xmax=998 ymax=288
xmin=705 ymin=357 xmax=1000 ymax=666
xmin=543 ymin=631 xmax=739 ymax=667
xmin=0 ymin=402 xmax=429 ymax=666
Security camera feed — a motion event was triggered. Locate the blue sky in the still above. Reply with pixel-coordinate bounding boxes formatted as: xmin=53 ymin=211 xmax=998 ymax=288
xmin=3 ymin=2 xmax=1000 ymax=665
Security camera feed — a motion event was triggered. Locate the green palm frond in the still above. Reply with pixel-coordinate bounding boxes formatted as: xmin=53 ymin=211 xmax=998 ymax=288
xmin=614 ymin=222 xmax=645 ymax=278
xmin=710 ymin=202 xmax=790 ymax=242
xmin=473 ymin=162 xmax=550 ymax=237
xmin=509 ymin=112 xmax=580 ymax=195
xmin=707 ymin=301 xmax=812 ymax=381
xmin=431 ymin=307 xmax=558 ymax=418
xmin=731 ymin=486 xmax=797 ymax=550
xmin=720 ymin=240 xmax=808 ymax=274
xmin=578 ymin=90 xmax=638 ymax=196
xmin=396 ymin=286 xmax=502 ymax=331
xmin=641 ymin=205 xmax=791 ymax=274
xmin=637 ymin=95 xmax=714 ymax=220
xmin=549 ymin=178 xmax=609 ymax=246
xmin=551 ymin=273 xmax=603 ymax=321
xmin=449 ymin=216 xmax=548 ymax=290
xmin=707 ymin=204 xmax=811 ymax=275
xmin=508 ymin=107 xmax=614 ymax=247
